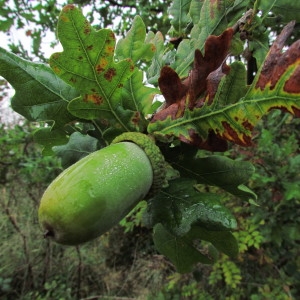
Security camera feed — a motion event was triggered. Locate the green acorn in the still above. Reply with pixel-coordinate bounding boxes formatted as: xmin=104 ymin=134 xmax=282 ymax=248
xmin=38 ymin=133 xmax=166 ymax=245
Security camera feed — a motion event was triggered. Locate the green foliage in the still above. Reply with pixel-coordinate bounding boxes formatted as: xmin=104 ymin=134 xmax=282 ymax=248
xmin=1 ymin=0 xmax=300 ymax=296
xmin=53 ymin=131 xmax=100 ymax=169
xmin=0 ymin=48 xmax=78 ymax=129
xmin=148 ymin=178 xmax=238 ymax=234
xmin=209 ymin=255 xmax=242 ymax=289
xmin=119 ymin=200 xmax=148 ymax=233
xmin=234 ymin=219 xmax=264 ymax=252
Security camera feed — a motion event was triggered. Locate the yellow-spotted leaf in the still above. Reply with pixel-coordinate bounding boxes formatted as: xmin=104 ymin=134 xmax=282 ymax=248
xmin=49 ymin=5 xmax=141 ymax=143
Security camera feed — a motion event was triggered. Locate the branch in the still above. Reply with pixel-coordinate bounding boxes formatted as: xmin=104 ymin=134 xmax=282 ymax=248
xmin=104 ymin=0 xmax=164 ymax=13
xmin=232 ymin=9 xmax=254 ymax=33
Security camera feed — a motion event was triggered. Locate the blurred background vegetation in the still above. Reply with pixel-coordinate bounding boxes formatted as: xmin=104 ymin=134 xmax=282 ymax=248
xmin=0 ymin=0 xmax=300 ymax=299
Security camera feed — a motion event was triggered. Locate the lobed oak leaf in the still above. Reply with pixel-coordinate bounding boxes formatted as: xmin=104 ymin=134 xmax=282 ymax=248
xmin=252 ymin=20 xmax=300 ymax=117
xmin=154 ymin=28 xmax=234 ymax=121
xmin=150 ymin=21 xmax=300 ymax=149
xmin=151 ymin=28 xmax=234 ymax=150
xmin=49 ymin=5 xmax=140 ymax=143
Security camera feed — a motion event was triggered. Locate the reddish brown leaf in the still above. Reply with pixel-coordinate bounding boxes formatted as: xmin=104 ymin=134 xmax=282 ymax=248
xmin=152 ymin=28 xmax=234 ymax=140
xmin=179 ymin=130 xmax=228 ymax=152
xmin=255 ymin=20 xmax=300 ymax=91
xmin=158 ymin=66 xmax=188 ymax=106
xmin=284 ymin=62 xmax=300 ymax=94
xmin=205 ymin=62 xmax=231 ymax=105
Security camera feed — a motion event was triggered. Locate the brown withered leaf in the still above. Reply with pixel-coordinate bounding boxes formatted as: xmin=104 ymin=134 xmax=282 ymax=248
xmin=152 ymin=28 xmax=234 ymax=150
xmin=150 ymin=22 xmax=300 ymax=151
xmin=254 ymin=20 xmax=300 ymax=114
xmin=153 ymin=28 xmax=234 ymax=123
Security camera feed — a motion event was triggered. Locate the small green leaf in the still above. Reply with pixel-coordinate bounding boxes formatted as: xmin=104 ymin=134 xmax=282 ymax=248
xmin=189 ymin=226 xmax=239 ymax=258
xmin=188 ymin=0 xmax=203 ymax=25
xmin=258 ymin=0 xmax=300 ymax=23
xmin=210 ymin=61 xmax=248 ymax=108
xmin=153 ymin=223 xmax=214 ymax=273
xmin=153 ymin=223 xmax=238 ymax=273
xmin=115 ymin=16 xmax=159 ymax=118
xmin=146 ymin=31 xmax=172 ymax=85
xmin=164 ymin=152 xmax=256 ymax=201
xmin=0 ymin=47 xmax=78 ymax=129
xmin=33 ymin=128 xmax=69 ymax=156
xmin=53 ymin=132 xmax=100 ymax=168
xmin=168 ymin=0 xmax=192 ymax=36
xmin=0 ymin=18 xmax=14 ymax=32
xmin=146 ymin=178 xmax=237 ymax=236
xmin=115 ymin=15 xmax=156 ymax=64
xmin=120 ymin=69 xmax=160 ymax=118
xmin=49 ymin=5 xmax=139 ymax=143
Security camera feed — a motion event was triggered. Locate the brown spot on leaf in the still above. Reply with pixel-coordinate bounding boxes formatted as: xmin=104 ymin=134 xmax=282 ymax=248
xmin=221 ymin=121 xmax=252 ymax=146
xmin=105 ymin=45 xmax=114 ymax=54
xmin=209 ymin=0 xmax=222 ymax=19
xmin=84 ymin=20 xmax=91 ymax=35
xmin=129 ymin=63 xmax=135 ymax=72
xmin=242 ymin=120 xmax=254 ymax=131
xmin=109 ymin=31 xmax=115 ymax=39
xmin=60 ymin=15 xmax=69 ymax=22
xmin=51 ymin=53 xmax=60 ymax=60
xmin=86 ymin=45 xmax=93 ymax=51
xmin=131 ymin=111 xmax=141 ymax=125
xmin=95 ymin=65 xmax=104 ymax=74
xmin=100 ymin=119 xmax=109 ymax=126
xmin=95 ymin=58 xmax=108 ymax=73
xmin=104 ymin=68 xmax=116 ymax=81
xmin=62 ymin=4 xmax=76 ymax=12
xmin=52 ymin=66 xmax=61 ymax=74
xmin=83 ymin=93 xmax=103 ymax=105
xmin=69 ymin=77 xmax=77 ymax=83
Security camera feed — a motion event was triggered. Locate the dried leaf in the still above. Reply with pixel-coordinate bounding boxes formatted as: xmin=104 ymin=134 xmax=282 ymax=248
xmin=149 ymin=22 xmax=300 ymax=149
xmin=153 ymin=28 xmax=234 ymax=121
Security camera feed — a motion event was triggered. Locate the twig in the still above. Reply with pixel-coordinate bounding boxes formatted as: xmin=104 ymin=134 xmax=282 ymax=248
xmin=76 ymin=246 xmax=83 ymax=299
xmin=232 ymin=9 xmax=254 ymax=33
